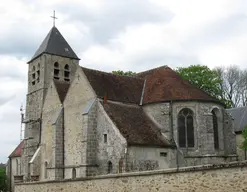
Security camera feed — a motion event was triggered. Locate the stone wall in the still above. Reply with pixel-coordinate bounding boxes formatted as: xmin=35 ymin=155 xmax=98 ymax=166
xmin=96 ymin=101 xmax=127 ymax=175
xmin=63 ymin=68 xmax=96 ymax=179
xmin=144 ymin=101 xmax=237 ymax=167
xmin=126 ymin=146 xmax=170 ymax=171
xmin=236 ymin=134 xmax=247 ymax=161
xmin=15 ymin=161 xmax=247 ymax=192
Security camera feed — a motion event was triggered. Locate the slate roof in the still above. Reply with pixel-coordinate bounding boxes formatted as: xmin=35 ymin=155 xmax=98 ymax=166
xmin=9 ymin=141 xmax=24 ymax=158
xmin=28 ymin=27 xmax=80 ymax=63
xmin=82 ymin=67 xmax=144 ymax=104
xmin=136 ymin=66 xmax=222 ymax=105
xmin=227 ymin=106 xmax=247 ymax=133
xmin=53 ymin=80 xmax=70 ymax=103
xmin=101 ymin=101 xmax=173 ymax=147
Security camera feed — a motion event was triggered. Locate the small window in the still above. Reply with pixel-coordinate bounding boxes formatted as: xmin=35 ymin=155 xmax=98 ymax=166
xmin=104 ymin=134 xmax=107 ymax=143
xmin=72 ymin=168 xmax=76 ymax=179
xmin=160 ymin=152 xmax=167 ymax=157
xmin=107 ymin=161 xmax=113 ymax=174
xmin=32 ymin=66 xmax=35 ymax=71
xmin=44 ymin=162 xmax=48 ymax=179
xmin=32 ymin=81 xmax=35 ymax=85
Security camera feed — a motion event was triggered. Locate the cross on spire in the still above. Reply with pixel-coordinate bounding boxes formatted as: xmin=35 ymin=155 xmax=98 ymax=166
xmin=50 ymin=10 xmax=58 ymax=27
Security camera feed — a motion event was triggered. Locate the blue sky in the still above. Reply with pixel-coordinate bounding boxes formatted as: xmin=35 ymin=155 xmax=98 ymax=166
xmin=1 ymin=0 xmax=247 ymax=163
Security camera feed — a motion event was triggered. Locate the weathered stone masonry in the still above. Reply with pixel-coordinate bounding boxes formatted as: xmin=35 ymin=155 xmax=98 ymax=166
xmin=15 ymin=161 xmax=247 ymax=192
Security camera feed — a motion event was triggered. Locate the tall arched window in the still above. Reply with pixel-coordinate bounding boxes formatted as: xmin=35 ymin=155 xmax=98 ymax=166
xmin=54 ymin=62 xmax=60 ymax=80
xmin=64 ymin=64 xmax=70 ymax=82
xmin=212 ymin=109 xmax=219 ymax=149
xmin=107 ymin=161 xmax=113 ymax=174
xmin=72 ymin=168 xmax=76 ymax=179
xmin=44 ymin=162 xmax=48 ymax=179
xmin=178 ymin=108 xmax=194 ymax=148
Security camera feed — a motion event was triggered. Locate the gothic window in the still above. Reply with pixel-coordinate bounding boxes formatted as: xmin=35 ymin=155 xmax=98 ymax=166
xmin=178 ymin=108 xmax=194 ymax=148
xmin=44 ymin=162 xmax=48 ymax=179
xmin=64 ymin=64 xmax=70 ymax=82
xmin=54 ymin=62 xmax=60 ymax=80
xmin=107 ymin=161 xmax=113 ymax=174
xmin=212 ymin=110 xmax=219 ymax=149
xmin=72 ymin=168 xmax=76 ymax=179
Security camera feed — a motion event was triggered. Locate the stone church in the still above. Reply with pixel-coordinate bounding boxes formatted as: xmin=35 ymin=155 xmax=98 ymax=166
xmin=9 ymin=26 xmax=238 ymax=183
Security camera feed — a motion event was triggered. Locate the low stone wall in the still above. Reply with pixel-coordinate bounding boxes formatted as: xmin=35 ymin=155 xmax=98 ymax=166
xmin=16 ymin=161 xmax=247 ymax=192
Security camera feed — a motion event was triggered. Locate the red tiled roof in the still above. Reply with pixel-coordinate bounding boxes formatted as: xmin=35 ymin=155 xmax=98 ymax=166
xmin=137 ymin=66 xmax=222 ymax=104
xmin=82 ymin=67 xmax=144 ymax=104
xmin=8 ymin=141 xmax=24 ymax=158
xmin=101 ymin=101 xmax=173 ymax=147
xmin=53 ymin=80 xmax=70 ymax=103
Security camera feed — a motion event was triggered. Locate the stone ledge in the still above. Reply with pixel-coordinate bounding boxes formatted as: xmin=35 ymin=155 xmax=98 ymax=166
xmin=17 ymin=160 xmax=247 ymax=186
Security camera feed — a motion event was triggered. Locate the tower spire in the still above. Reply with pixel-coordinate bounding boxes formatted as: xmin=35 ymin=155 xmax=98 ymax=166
xmin=50 ymin=10 xmax=58 ymax=27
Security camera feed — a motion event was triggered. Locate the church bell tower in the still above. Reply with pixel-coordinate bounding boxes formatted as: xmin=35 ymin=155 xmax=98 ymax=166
xmin=21 ymin=23 xmax=80 ymax=180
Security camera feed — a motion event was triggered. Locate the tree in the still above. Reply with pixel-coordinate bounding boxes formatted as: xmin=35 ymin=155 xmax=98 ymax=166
xmin=0 ymin=168 xmax=7 ymax=192
xmin=215 ymin=65 xmax=247 ymax=108
xmin=176 ymin=65 xmax=223 ymax=99
xmin=112 ymin=70 xmax=136 ymax=76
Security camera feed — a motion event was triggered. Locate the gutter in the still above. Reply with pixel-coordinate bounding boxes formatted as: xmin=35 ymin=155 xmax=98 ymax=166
xmin=62 ymin=107 xmax=65 ymax=179
xmin=139 ymin=78 xmax=147 ymax=106
xmin=169 ymin=100 xmax=179 ymax=170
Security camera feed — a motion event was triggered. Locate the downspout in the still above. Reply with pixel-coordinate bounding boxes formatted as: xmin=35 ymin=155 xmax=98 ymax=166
xmin=38 ymin=117 xmax=42 ymax=146
xmin=124 ymin=146 xmax=128 ymax=172
xmin=170 ymin=101 xmax=179 ymax=170
xmin=62 ymin=107 xmax=65 ymax=179
xmin=9 ymin=158 xmax=12 ymax=192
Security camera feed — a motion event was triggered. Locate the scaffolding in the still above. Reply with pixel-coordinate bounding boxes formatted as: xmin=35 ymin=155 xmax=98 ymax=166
xmin=20 ymin=104 xmax=25 ymax=142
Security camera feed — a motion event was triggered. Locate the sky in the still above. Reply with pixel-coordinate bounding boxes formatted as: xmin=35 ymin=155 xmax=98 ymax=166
xmin=1 ymin=0 xmax=247 ymax=163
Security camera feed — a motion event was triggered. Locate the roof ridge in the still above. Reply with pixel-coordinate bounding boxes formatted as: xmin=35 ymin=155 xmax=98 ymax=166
xmin=81 ymin=66 xmax=143 ymax=80
xmin=136 ymin=65 xmax=169 ymax=76
xmin=227 ymin=106 xmax=247 ymax=110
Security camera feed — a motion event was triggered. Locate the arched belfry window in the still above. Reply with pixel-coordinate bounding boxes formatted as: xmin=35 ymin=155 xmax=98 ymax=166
xmin=31 ymin=66 xmax=36 ymax=85
xmin=37 ymin=63 xmax=40 ymax=83
xmin=54 ymin=62 xmax=60 ymax=80
xmin=178 ymin=108 xmax=194 ymax=148
xmin=212 ymin=109 xmax=219 ymax=149
xmin=64 ymin=64 xmax=70 ymax=82
xmin=107 ymin=161 xmax=113 ymax=174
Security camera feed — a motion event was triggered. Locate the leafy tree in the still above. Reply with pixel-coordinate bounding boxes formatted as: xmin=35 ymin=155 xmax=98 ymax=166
xmin=112 ymin=70 xmax=136 ymax=76
xmin=176 ymin=65 xmax=223 ymax=98
xmin=0 ymin=168 xmax=7 ymax=192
